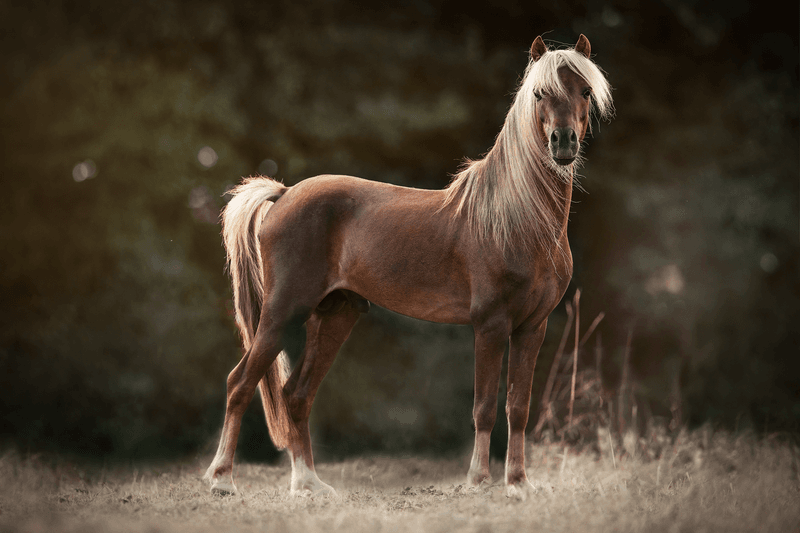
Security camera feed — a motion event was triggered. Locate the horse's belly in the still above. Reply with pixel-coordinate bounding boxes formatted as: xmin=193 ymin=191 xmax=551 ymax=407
xmin=339 ymin=251 xmax=473 ymax=324
xmin=362 ymin=285 xmax=473 ymax=325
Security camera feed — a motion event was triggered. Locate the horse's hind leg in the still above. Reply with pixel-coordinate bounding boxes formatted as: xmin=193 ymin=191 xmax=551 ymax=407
xmin=283 ymin=298 xmax=360 ymax=495
xmin=205 ymin=322 xmax=283 ymax=494
xmin=504 ymin=318 xmax=547 ymax=499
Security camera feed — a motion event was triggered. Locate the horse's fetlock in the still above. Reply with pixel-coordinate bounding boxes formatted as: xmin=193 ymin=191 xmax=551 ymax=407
xmin=213 ymin=464 xmax=232 ymax=478
xmin=506 ymin=467 xmax=527 ymax=486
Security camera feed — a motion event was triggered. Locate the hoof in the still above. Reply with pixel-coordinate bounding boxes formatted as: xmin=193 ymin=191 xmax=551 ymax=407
xmin=505 ymin=480 xmax=537 ymax=501
xmin=291 ymin=480 xmax=338 ymax=498
xmin=210 ymin=480 xmax=237 ymax=496
xmin=467 ymin=472 xmax=492 ymax=488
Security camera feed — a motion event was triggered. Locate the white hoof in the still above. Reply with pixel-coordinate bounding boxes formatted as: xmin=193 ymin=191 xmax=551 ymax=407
xmin=289 ymin=452 xmax=337 ymax=497
xmin=505 ymin=481 xmax=537 ymax=501
xmin=467 ymin=473 xmax=492 ymax=488
xmin=291 ymin=484 xmax=337 ymax=497
xmin=290 ymin=476 xmax=338 ymax=497
xmin=210 ymin=480 xmax=237 ymax=495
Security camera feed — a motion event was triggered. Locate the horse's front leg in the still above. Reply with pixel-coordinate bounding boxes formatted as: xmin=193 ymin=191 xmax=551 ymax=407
xmin=467 ymin=320 xmax=510 ymax=487
xmin=504 ymin=318 xmax=547 ymax=499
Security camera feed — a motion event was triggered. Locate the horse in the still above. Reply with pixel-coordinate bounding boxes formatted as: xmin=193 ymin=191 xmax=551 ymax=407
xmin=204 ymin=34 xmax=613 ymax=499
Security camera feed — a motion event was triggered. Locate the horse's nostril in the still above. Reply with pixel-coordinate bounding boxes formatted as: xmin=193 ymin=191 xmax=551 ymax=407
xmin=551 ymin=128 xmax=577 ymax=148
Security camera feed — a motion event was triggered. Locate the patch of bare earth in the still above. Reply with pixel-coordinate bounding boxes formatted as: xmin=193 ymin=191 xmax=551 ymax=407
xmin=1 ymin=431 xmax=798 ymax=532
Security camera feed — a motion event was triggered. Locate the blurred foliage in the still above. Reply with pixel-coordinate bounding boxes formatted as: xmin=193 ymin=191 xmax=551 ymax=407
xmin=0 ymin=0 xmax=797 ymax=462
xmin=574 ymin=25 xmax=799 ymax=431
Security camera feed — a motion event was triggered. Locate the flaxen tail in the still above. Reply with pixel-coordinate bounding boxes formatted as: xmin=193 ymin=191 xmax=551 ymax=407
xmin=221 ymin=176 xmax=294 ymax=449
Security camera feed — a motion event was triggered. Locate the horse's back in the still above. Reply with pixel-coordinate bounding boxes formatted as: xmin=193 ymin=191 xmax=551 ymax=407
xmin=281 ymin=174 xmax=437 ymax=205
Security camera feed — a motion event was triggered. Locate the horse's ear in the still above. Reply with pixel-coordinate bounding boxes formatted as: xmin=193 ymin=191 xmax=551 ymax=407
xmin=530 ymin=36 xmax=547 ymax=61
xmin=575 ymin=34 xmax=591 ymax=58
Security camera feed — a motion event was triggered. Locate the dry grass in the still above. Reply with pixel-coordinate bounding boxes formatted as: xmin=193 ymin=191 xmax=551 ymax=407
xmin=1 ymin=430 xmax=798 ymax=533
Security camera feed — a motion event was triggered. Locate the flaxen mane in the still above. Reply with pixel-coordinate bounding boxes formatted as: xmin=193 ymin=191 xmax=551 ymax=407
xmin=443 ymin=46 xmax=613 ymax=255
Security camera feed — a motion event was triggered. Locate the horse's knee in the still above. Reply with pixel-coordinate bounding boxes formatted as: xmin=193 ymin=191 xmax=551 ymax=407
xmin=285 ymin=386 xmax=311 ymax=425
xmin=506 ymin=402 xmax=530 ymax=433
xmin=473 ymin=400 xmax=497 ymax=432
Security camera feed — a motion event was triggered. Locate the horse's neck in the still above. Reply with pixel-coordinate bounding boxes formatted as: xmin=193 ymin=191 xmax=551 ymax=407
xmin=522 ymin=161 xmax=574 ymax=251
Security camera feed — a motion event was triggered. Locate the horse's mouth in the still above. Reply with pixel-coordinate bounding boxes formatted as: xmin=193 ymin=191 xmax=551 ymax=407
xmin=553 ymin=157 xmax=576 ymax=166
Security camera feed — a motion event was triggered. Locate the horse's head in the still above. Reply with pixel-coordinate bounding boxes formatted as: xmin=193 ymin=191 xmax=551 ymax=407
xmin=529 ymin=34 xmax=598 ymax=166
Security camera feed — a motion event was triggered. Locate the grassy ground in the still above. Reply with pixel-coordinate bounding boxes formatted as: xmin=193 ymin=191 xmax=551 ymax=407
xmin=1 ymin=430 xmax=798 ymax=533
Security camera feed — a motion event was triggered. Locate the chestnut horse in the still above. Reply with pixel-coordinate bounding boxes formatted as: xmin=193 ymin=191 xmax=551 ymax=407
xmin=205 ymin=34 xmax=612 ymax=498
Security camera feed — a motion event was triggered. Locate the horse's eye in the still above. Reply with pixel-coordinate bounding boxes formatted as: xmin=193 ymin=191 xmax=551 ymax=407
xmin=582 ymin=88 xmax=592 ymax=100
xmin=534 ymin=90 xmax=543 ymax=101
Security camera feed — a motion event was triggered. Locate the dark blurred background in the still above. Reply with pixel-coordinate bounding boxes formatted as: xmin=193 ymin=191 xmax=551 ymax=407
xmin=1 ymin=0 xmax=797 ymax=463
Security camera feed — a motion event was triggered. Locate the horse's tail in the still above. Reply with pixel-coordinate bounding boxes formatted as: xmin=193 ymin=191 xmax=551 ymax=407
xmin=221 ymin=176 xmax=294 ymax=450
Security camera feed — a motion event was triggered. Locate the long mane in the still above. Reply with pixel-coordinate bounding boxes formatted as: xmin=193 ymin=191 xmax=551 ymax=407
xmin=443 ymin=46 xmax=613 ymax=256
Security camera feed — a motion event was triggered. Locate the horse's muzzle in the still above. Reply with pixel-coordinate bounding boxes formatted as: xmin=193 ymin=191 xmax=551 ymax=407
xmin=549 ymin=127 xmax=578 ymax=164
